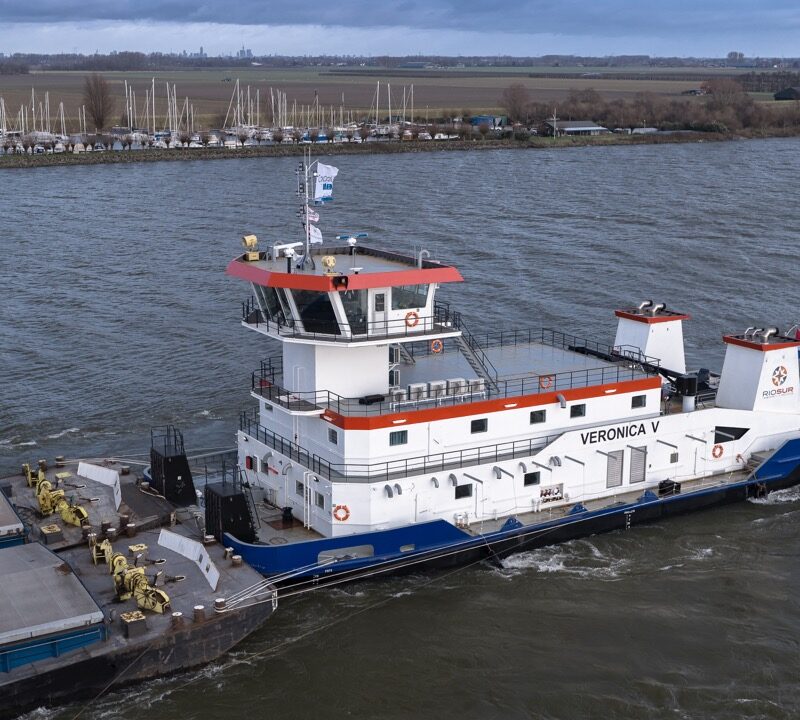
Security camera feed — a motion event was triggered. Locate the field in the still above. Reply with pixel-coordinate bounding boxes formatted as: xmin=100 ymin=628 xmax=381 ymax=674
xmin=0 ymin=66 xmax=716 ymax=132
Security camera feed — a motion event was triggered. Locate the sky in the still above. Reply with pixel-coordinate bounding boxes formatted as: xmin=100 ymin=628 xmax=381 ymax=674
xmin=0 ymin=1 xmax=798 ymax=57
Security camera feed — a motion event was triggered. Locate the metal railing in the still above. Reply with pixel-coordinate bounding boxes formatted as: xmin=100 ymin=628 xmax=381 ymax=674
xmin=240 ymin=411 xmax=561 ymax=484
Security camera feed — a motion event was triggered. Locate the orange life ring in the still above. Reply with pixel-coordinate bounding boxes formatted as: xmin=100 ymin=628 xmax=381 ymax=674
xmin=712 ymin=444 xmax=724 ymax=459
xmin=333 ymin=504 xmax=350 ymax=522
xmin=539 ymin=374 xmax=554 ymax=390
xmin=431 ymin=339 xmax=444 ymax=354
xmin=405 ymin=311 xmax=419 ymax=328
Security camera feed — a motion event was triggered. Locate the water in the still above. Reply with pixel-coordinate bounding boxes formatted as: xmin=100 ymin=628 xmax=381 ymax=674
xmin=3 ymin=139 xmax=800 ymax=719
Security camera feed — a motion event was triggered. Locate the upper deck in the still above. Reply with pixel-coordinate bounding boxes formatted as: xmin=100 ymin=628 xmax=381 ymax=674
xmin=227 ymin=243 xmax=463 ymax=291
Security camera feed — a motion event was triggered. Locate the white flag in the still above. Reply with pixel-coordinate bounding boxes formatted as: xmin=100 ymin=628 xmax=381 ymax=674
xmin=314 ymin=163 xmax=339 ymax=202
xmin=308 ymin=223 xmax=323 ymax=244
xmin=306 ymin=207 xmax=319 ymax=222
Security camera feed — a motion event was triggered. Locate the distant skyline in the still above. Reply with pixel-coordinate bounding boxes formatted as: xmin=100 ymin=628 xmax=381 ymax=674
xmin=0 ymin=1 xmax=798 ymax=58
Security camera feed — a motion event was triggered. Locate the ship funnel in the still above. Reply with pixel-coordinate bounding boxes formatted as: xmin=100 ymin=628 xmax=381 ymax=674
xmin=637 ymin=300 xmax=653 ymax=311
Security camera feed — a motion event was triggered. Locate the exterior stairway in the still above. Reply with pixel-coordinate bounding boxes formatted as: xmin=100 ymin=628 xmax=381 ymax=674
xmin=454 ymin=334 xmax=499 ymax=393
xmin=746 ymin=449 xmax=775 ymax=475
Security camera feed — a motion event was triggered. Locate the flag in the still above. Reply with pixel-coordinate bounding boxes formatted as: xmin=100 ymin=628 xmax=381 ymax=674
xmin=306 ymin=207 xmax=319 ymax=222
xmin=309 ymin=223 xmax=323 ymax=244
xmin=314 ymin=163 xmax=339 ymax=202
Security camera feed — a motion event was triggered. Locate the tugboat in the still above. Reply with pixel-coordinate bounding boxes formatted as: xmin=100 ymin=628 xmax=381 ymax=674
xmin=211 ymin=156 xmax=800 ymax=588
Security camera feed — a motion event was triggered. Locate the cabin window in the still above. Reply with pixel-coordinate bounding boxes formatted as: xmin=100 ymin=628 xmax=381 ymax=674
xmin=530 ymin=409 xmax=546 ymax=424
xmin=340 ymin=289 xmax=368 ymax=335
xmin=328 ymin=428 xmax=338 ymax=445
xmin=390 ymin=430 xmax=408 ymax=446
xmin=670 ymin=452 xmax=679 ymax=464
xmin=570 ymin=404 xmax=586 ymax=419
xmin=391 ymin=284 xmax=429 ymax=310
xmin=631 ymin=395 xmax=647 ymax=408
xmin=295 ymin=480 xmax=305 ymax=497
xmin=714 ymin=426 xmax=749 ymax=444
xmin=524 ymin=471 xmax=541 ymax=486
xmin=314 ymin=492 xmax=325 ymax=509
xmin=455 ymin=483 xmax=473 ymax=499
xmin=629 ymin=446 xmax=647 ymax=483
xmin=471 ymin=418 xmax=488 ymax=434
xmin=290 ymin=289 xmax=340 ymax=335
xmin=606 ymin=449 xmax=624 ymax=488
xmin=374 ymin=293 xmax=385 ymax=312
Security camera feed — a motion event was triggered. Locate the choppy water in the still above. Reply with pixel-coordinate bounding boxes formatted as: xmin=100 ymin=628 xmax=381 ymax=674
xmin=4 ymin=139 xmax=800 ymax=719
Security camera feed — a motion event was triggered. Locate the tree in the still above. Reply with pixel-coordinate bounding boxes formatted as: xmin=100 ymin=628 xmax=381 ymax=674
xmin=291 ymin=128 xmax=302 ymax=144
xmin=179 ymin=131 xmax=191 ymax=148
xmin=499 ymin=83 xmax=531 ymax=123
xmin=82 ymin=73 xmax=115 ymax=132
xmin=478 ymin=122 xmax=490 ymax=139
xmin=358 ymin=125 xmax=370 ymax=142
xmin=273 ymin=128 xmax=284 ymax=144
xmin=308 ymin=127 xmax=319 ymax=143
xmin=237 ymin=130 xmax=248 ymax=147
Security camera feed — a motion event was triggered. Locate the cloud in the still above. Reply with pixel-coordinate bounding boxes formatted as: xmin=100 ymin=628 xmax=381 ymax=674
xmin=1 ymin=0 xmax=799 ymax=42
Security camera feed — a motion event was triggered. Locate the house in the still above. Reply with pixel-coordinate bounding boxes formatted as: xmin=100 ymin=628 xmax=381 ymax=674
xmin=541 ymin=120 xmax=610 ymax=137
xmin=774 ymin=87 xmax=800 ymax=101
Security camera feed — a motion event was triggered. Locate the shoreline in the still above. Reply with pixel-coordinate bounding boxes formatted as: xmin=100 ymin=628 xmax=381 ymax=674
xmin=0 ymin=130 xmax=789 ymax=169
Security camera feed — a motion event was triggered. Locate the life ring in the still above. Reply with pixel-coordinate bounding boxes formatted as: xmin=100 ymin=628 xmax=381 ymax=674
xmin=333 ymin=504 xmax=350 ymax=522
xmin=712 ymin=444 xmax=724 ymax=459
xmin=431 ymin=339 xmax=444 ymax=354
xmin=539 ymin=374 xmax=554 ymax=390
xmin=405 ymin=311 xmax=419 ymax=328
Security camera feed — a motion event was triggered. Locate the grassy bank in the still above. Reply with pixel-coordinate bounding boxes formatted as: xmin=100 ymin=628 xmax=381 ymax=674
xmin=0 ymin=130 xmax=766 ymax=170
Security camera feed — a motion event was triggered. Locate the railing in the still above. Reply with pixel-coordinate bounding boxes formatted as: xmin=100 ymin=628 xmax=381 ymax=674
xmin=240 ymin=411 xmax=561 ymax=484
xmin=241 ymin=297 xmax=457 ymax=342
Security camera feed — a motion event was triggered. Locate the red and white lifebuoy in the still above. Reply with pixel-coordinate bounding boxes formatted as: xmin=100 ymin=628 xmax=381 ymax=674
xmin=712 ymin=444 xmax=724 ymax=459
xmin=431 ymin=339 xmax=444 ymax=354
xmin=333 ymin=504 xmax=350 ymax=522
xmin=405 ymin=311 xmax=419 ymax=328
xmin=539 ymin=374 xmax=554 ymax=390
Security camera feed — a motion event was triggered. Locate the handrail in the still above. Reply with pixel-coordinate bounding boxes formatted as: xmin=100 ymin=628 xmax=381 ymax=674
xmin=239 ymin=411 xmax=561 ymax=484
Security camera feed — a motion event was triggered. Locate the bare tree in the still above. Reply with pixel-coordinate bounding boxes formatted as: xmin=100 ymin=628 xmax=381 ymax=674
xmin=273 ymin=128 xmax=284 ymax=144
xmin=200 ymin=131 xmax=210 ymax=147
xmin=179 ymin=131 xmax=191 ymax=148
xmin=237 ymin=130 xmax=248 ymax=147
xmin=344 ymin=129 xmax=353 ymax=142
xmin=499 ymin=83 xmax=531 ymax=123
xmin=21 ymin=135 xmax=32 ymax=154
xmin=308 ymin=127 xmax=319 ymax=143
xmin=291 ymin=128 xmax=302 ymax=144
xmin=358 ymin=125 xmax=370 ymax=142
xmin=478 ymin=122 xmax=490 ymax=140
xmin=83 ymin=73 xmax=116 ymax=132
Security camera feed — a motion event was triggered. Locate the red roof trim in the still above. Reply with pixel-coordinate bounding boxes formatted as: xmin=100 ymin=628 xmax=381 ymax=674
xmin=723 ymin=335 xmax=800 ymax=351
xmin=226 ymin=258 xmax=463 ymax=290
xmin=615 ymin=310 xmax=690 ymax=324
xmin=323 ymin=376 xmax=662 ymax=430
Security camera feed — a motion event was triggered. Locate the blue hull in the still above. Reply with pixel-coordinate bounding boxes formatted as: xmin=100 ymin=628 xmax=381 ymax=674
xmin=225 ymin=439 xmax=800 ymax=585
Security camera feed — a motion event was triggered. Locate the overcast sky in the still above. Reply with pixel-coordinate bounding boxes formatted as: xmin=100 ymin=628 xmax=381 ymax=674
xmin=0 ymin=1 xmax=798 ymax=57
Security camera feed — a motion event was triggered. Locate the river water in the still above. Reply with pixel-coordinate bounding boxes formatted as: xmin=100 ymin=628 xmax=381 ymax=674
xmin=3 ymin=139 xmax=800 ymax=719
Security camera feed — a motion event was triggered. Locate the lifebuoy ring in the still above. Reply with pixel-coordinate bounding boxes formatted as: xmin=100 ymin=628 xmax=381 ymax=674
xmin=431 ymin=339 xmax=444 ymax=354
xmin=333 ymin=504 xmax=350 ymax=522
xmin=539 ymin=374 xmax=554 ymax=390
xmin=405 ymin=311 xmax=419 ymax=328
xmin=712 ymin=444 xmax=724 ymax=459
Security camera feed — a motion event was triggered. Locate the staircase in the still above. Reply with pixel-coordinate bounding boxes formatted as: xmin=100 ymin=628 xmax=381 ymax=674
xmin=396 ymin=343 xmax=416 ymax=365
xmin=746 ymin=449 xmax=775 ymax=475
xmin=454 ymin=332 xmax=499 ymax=393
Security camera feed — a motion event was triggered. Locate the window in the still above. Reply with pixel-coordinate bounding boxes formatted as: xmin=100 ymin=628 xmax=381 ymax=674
xmin=455 ymin=483 xmax=473 ymax=499
xmin=374 ymin=293 xmax=385 ymax=312
xmin=340 ymin=289 xmax=368 ymax=335
xmin=530 ymin=409 xmax=546 ymax=424
xmin=291 ymin=289 xmax=340 ymax=335
xmin=295 ymin=480 xmax=305 ymax=497
xmin=471 ymin=418 xmax=488 ymax=434
xmin=314 ymin=492 xmax=325 ymax=509
xmin=670 ymin=452 xmax=679 ymax=464
xmin=570 ymin=404 xmax=586 ymax=418
xmin=524 ymin=471 xmax=541 ymax=486
xmin=390 ymin=430 xmax=408 ymax=446
xmin=629 ymin=446 xmax=647 ymax=483
xmin=631 ymin=395 xmax=647 ymax=408
xmin=328 ymin=428 xmax=338 ymax=445
xmin=391 ymin=284 xmax=429 ymax=310
xmin=714 ymin=426 xmax=749 ymax=444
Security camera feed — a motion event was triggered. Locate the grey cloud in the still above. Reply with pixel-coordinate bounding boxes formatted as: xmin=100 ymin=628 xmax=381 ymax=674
xmin=2 ymin=0 xmax=799 ymax=40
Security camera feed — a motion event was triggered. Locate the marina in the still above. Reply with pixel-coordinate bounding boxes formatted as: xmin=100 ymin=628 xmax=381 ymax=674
xmin=2 ymin=141 xmax=800 ymax=718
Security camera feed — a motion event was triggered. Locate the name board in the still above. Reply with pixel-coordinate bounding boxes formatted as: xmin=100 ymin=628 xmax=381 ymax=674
xmin=581 ymin=420 xmax=660 ymax=446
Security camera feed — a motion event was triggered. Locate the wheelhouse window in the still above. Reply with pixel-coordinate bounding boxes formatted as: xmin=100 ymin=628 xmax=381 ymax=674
xmin=570 ymin=404 xmax=586 ymax=419
xmin=340 ymin=289 xmax=368 ymax=335
xmin=291 ymin=290 xmax=340 ymax=335
xmin=374 ymin=293 xmax=385 ymax=312
xmin=471 ymin=418 xmax=488 ymax=434
xmin=631 ymin=395 xmax=647 ymax=408
xmin=390 ymin=430 xmax=408 ymax=446
xmin=530 ymin=409 xmax=546 ymax=424
xmin=391 ymin=284 xmax=429 ymax=310
xmin=254 ymin=285 xmax=287 ymax=325
xmin=455 ymin=483 xmax=473 ymax=499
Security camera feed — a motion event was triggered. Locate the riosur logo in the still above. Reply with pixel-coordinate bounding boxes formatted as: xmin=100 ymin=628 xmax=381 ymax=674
xmin=772 ymin=365 xmax=788 ymax=387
